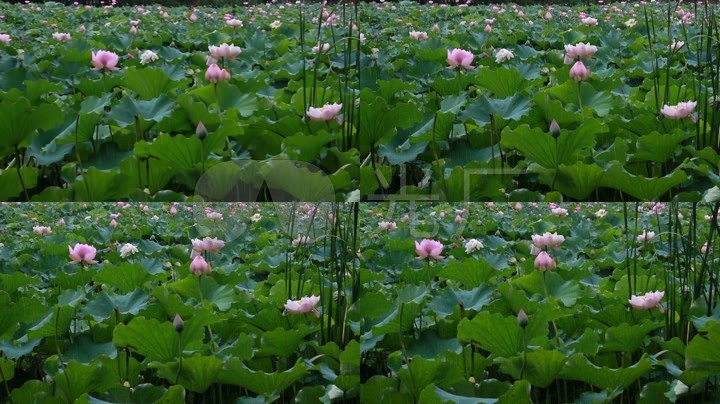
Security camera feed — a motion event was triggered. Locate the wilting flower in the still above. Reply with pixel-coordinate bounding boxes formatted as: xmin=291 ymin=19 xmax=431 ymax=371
xmin=208 ymin=43 xmax=241 ymax=60
xmin=285 ymin=295 xmax=320 ymax=317
xmin=205 ymin=63 xmax=231 ymax=83
xmin=570 ymin=61 xmax=590 ymax=81
xmin=189 ymin=255 xmax=211 ymax=275
xmin=119 ymin=243 xmax=139 ymax=258
xmin=33 ymin=226 xmax=52 ymax=235
xmin=495 ymin=48 xmax=514 ymax=64
xmin=52 ymin=32 xmax=71 ymax=42
xmin=69 ymin=243 xmax=98 ymax=264
xmin=307 ymin=103 xmax=342 ymax=122
xmin=517 ymin=309 xmax=528 ymax=328
xmin=226 ymin=18 xmax=243 ymax=28
xmin=409 ymin=31 xmax=428 ymax=40
xmin=534 ymin=251 xmax=556 ymax=271
xmin=139 ymin=50 xmax=158 ymax=65
xmin=447 ymin=48 xmax=474 ymax=69
xmin=564 ymin=42 xmax=598 ymax=64
xmin=668 ymin=40 xmax=685 ymax=52
xmin=91 ymin=50 xmax=120 ymax=71
xmin=629 ymin=291 xmax=665 ymax=312
xmin=378 ymin=221 xmax=397 ymax=231
xmin=661 ymin=101 xmax=696 ymax=120
xmin=581 ymin=17 xmax=598 ymax=26
xmin=464 ymin=238 xmax=484 ymax=254
xmin=637 ymin=230 xmax=655 ymax=243
xmin=415 ymin=239 xmax=444 ymax=260
xmin=532 ymin=232 xmax=565 ymax=250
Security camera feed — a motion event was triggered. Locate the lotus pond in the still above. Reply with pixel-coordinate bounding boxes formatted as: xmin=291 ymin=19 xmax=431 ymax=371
xmin=0 ymin=1 xmax=359 ymax=202
xmin=0 ymin=202 xmax=360 ymax=402
xmin=360 ymin=1 xmax=720 ymax=201
xmin=360 ymin=202 xmax=720 ymax=403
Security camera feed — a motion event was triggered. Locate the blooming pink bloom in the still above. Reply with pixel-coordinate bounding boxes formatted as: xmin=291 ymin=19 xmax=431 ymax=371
xmin=629 ymin=291 xmax=665 ymax=312
xmin=33 ymin=226 xmax=52 ymax=235
xmin=545 ymin=12 xmax=552 ymax=20
xmin=285 ymin=295 xmax=320 ymax=316
xmin=378 ymin=221 xmax=397 ymax=230
xmin=306 ymin=103 xmax=342 ymax=122
xmin=447 ymin=48 xmax=474 ymax=69
xmin=532 ymin=232 xmax=565 ymax=250
xmin=69 ymin=243 xmax=98 ymax=264
xmin=52 ymin=32 xmax=71 ymax=42
xmin=226 ymin=18 xmax=243 ymax=27
xmin=292 ymin=235 xmax=311 ymax=247
xmin=205 ymin=63 xmax=231 ymax=83
xmin=191 ymin=237 xmax=225 ymax=256
xmin=415 ymin=239 xmax=444 ymax=260
xmin=0 ymin=34 xmax=10 ymax=43
xmin=637 ymin=230 xmax=655 ymax=243
xmin=409 ymin=31 xmax=428 ymax=40
xmin=564 ymin=42 xmax=598 ymax=64
xmin=91 ymin=50 xmax=120 ymax=71
xmin=190 ymin=255 xmax=211 ymax=275
xmin=208 ymin=43 xmax=241 ymax=60
xmin=581 ymin=17 xmax=598 ymax=26
xmin=570 ymin=61 xmax=590 ymax=81
xmin=660 ymin=101 xmax=696 ymax=120
xmin=169 ymin=206 xmax=177 ymax=215
xmin=551 ymin=207 xmax=569 ymax=216
xmin=534 ymin=251 xmax=556 ymax=271
xmin=189 ymin=13 xmax=197 ymax=22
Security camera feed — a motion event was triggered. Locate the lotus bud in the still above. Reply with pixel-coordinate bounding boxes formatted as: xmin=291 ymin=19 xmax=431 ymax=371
xmin=517 ymin=309 xmax=528 ymax=328
xmin=549 ymin=119 xmax=561 ymax=138
xmin=196 ymin=121 xmax=207 ymax=139
xmin=173 ymin=314 xmax=184 ymax=333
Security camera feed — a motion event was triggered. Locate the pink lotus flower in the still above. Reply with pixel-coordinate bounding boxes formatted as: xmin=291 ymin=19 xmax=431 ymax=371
xmin=570 ymin=61 xmax=590 ymax=81
xmin=378 ymin=221 xmax=397 ymax=230
xmin=629 ymin=291 xmax=665 ymax=313
xmin=109 ymin=219 xmax=117 ymax=228
xmin=205 ymin=63 xmax=231 ymax=83
xmin=208 ymin=43 xmax=241 ymax=60
xmin=564 ymin=42 xmax=598 ymax=64
xmin=581 ymin=17 xmax=598 ymax=26
xmin=637 ymin=230 xmax=655 ymax=243
xmin=91 ymin=50 xmax=120 ymax=71
xmin=52 ymin=32 xmax=71 ymax=42
xmin=284 ymin=295 xmax=320 ymax=316
xmin=226 ymin=18 xmax=243 ymax=28
xmin=129 ymin=25 xmax=137 ymax=34
xmin=189 ymin=13 xmax=197 ymax=22
xmin=534 ymin=251 xmax=556 ymax=271
xmin=447 ymin=48 xmax=474 ymax=69
xmin=544 ymin=12 xmax=552 ymax=20
xmin=190 ymin=255 xmax=211 ymax=275
xmin=191 ymin=237 xmax=225 ymax=256
xmin=306 ymin=103 xmax=342 ymax=122
xmin=292 ymin=235 xmax=311 ymax=247
xmin=0 ymin=34 xmax=10 ymax=44
xmin=409 ymin=31 xmax=428 ymax=40
xmin=415 ymin=239 xmax=444 ymax=260
xmin=660 ymin=101 xmax=696 ymax=120
xmin=69 ymin=243 xmax=98 ymax=264
xmin=551 ymin=207 xmax=569 ymax=216
xmin=532 ymin=232 xmax=565 ymax=250
xmin=33 ymin=226 xmax=52 ymax=235
xmin=668 ymin=40 xmax=685 ymax=52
